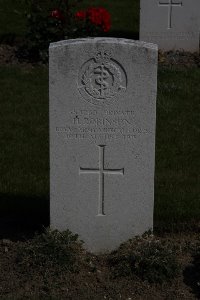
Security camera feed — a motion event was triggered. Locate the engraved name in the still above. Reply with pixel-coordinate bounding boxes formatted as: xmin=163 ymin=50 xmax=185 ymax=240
xmin=73 ymin=117 xmax=131 ymax=126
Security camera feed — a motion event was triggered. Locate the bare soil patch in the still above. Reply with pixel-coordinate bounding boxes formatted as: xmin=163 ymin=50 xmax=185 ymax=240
xmin=0 ymin=232 xmax=199 ymax=299
xmin=0 ymin=44 xmax=199 ymax=68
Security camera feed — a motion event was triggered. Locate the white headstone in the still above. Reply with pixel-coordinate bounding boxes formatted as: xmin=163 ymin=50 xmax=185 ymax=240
xmin=49 ymin=38 xmax=158 ymax=253
xmin=140 ymin=0 xmax=200 ymax=52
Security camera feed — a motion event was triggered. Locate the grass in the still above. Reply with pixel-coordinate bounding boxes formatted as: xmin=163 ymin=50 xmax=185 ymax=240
xmin=0 ymin=66 xmax=49 ymax=225
xmin=155 ymin=66 xmax=200 ymax=228
xmin=0 ymin=65 xmax=199 ymax=229
xmin=0 ymin=0 xmax=139 ymax=41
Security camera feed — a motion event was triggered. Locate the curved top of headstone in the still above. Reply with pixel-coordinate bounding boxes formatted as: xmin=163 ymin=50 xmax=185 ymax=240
xmin=49 ymin=37 xmax=158 ymax=51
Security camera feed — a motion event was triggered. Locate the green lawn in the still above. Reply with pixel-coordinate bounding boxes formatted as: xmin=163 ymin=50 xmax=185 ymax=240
xmin=0 ymin=65 xmax=199 ymax=229
xmin=0 ymin=66 xmax=49 ymax=223
xmin=155 ymin=67 xmax=200 ymax=229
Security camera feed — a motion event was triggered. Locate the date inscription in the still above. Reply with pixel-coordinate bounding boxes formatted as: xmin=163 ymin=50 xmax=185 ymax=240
xmin=55 ymin=109 xmax=149 ymax=142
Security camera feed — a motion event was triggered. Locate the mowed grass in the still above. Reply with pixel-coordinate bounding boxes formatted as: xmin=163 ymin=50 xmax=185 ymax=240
xmin=0 ymin=66 xmax=49 ymax=222
xmin=0 ymin=65 xmax=199 ymax=228
xmin=155 ymin=66 xmax=200 ymax=228
xmin=0 ymin=0 xmax=139 ymax=39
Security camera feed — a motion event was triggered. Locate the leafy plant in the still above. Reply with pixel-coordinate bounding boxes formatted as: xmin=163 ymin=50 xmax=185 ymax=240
xmin=108 ymin=233 xmax=180 ymax=283
xmin=16 ymin=228 xmax=83 ymax=271
xmin=19 ymin=0 xmax=111 ymax=61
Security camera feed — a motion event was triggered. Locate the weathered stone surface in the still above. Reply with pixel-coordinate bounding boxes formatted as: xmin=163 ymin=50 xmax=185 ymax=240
xmin=49 ymin=38 xmax=158 ymax=253
xmin=140 ymin=0 xmax=200 ymax=52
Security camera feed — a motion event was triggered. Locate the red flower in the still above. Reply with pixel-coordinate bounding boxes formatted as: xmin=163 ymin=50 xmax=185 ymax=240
xmin=51 ymin=9 xmax=64 ymax=21
xmin=86 ymin=7 xmax=111 ymax=32
xmin=75 ymin=10 xmax=86 ymax=20
xmin=75 ymin=7 xmax=111 ymax=32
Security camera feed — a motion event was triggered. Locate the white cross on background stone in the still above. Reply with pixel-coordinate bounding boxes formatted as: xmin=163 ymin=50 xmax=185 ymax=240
xmin=79 ymin=145 xmax=124 ymax=216
xmin=159 ymin=0 xmax=183 ymax=29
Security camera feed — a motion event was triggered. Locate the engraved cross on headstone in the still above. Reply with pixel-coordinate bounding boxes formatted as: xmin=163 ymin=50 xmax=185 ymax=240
xmin=159 ymin=0 xmax=182 ymax=29
xmin=79 ymin=145 xmax=124 ymax=216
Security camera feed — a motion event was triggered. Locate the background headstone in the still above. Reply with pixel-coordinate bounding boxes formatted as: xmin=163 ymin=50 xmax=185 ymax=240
xmin=140 ymin=0 xmax=200 ymax=52
xmin=49 ymin=38 xmax=158 ymax=253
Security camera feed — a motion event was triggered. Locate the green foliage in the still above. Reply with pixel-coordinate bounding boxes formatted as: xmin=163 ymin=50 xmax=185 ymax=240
xmin=16 ymin=229 xmax=83 ymax=271
xmin=0 ymin=0 xmax=27 ymax=40
xmin=0 ymin=0 xmax=138 ymax=40
xmin=19 ymin=0 xmax=111 ymax=61
xmin=23 ymin=0 xmax=72 ymax=61
xmin=109 ymin=234 xmax=180 ymax=283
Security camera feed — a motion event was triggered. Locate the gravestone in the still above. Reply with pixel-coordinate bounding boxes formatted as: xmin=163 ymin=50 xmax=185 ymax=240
xmin=140 ymin=0 xmax=200 ymax=52
xmin=49 ymin=38 xmax=158 ymax=253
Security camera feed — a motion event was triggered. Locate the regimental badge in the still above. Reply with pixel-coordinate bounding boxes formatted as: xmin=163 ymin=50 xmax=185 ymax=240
xmin=78 ymin=47 xmax=127 ymax=106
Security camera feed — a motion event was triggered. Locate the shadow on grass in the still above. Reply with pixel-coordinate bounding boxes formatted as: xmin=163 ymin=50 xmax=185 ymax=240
xmin=0 ymin=31 xmax=139 ymax=47
xmin=0 ymin=193 xmax=49 ymax=240
xmin=0 ymin=33 xmax=17 ymax=45
xmin=183 ymin=259 xmax=200 ymax=299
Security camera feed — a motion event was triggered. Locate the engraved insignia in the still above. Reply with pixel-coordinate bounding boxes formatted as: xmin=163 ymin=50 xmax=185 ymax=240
xmin=78 ymin=47 xmax=127 ymax=106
